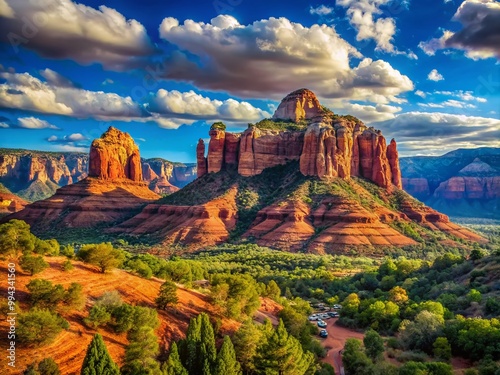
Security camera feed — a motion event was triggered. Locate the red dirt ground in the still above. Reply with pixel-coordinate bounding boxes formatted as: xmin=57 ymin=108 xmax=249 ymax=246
xmin=0 ymin=257 xmax=279 ymax=374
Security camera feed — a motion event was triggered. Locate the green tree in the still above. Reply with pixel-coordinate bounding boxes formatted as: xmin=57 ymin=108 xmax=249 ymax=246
xmin=265 ymin=280 xmax=281 ymax=300
xmin=60 ymin=244 xmax=75 ymax=258
xmin=19 ymin=254 xmax=48 ymax=275
xmin=388 ymin=286 xmax=409 ymax=305
xmin=17 ymin=308 xmax=69 ymax=346
xmin=342 ymin=339 xmax=373 ymax=375
xmin=81 ymin=333 xmax=120 ymax=375
xmin=63 ymin=282 xmax=85 ymax=311
xmin=255 ymin=319 xmax=313 ymax=375
xmin=84 ymin=305 xmax=111 ymax=329
xmin=433 ymin=337 xmax=452 ymax=362
xmin=467 ymin=289 xmax=482 ymax=304
xmin=27 ymin=279 xmax=65 ymax=309
xmin=363 ymin=329 xmax=384 ymax=362
xmin=78 ymin=243 xmax=124 ymax=273
xmin=23 ymin=363 xmax=40 ymax=375
xmin=162 ymin=342 xmax=188 ymax=375
xmin=399 ymin=311 xmax=444 ymax=353
xmin=0 ymin=219 xmax=36 ymax=256
xmin=232 ymin=320 xmax=264 ymax=374
xmin=38 ymin=358 xmax=60 ymax=375
xmin=214 ymin=336 xmax=242 ymax=375
xmin=470 ymin=249 xmax=485 ymax=261
xmin=122 ymin=327 xmax=161 ymax=375
xmin=156 ymin=281 xmax=178 ymax=310
xmin=62 ymin=259 xmax=74 ymax=271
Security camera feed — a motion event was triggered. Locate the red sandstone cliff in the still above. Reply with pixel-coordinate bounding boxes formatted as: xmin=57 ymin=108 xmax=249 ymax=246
xmin=197 ymin=89 xmax=403 ymax=189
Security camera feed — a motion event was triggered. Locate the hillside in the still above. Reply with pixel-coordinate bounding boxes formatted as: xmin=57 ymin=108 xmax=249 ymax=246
xmin=0 ymin=257 xmax=279 ymax=374
xmin=0 ymin=182 xmax=27 ymax=218
xmin=116 ymin=161 xmax=484 ymax=254
xmin=400 ymin=147 xmax=500 ymax=218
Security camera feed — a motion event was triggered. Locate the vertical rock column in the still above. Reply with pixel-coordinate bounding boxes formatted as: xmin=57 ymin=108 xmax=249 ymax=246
xmin=196 ymin=139 xmax=207 ymax=178
xmin=387 ymin=139 xmax=403 ymax=189
xmin=207 ymin=129 xmax=226 ymax=173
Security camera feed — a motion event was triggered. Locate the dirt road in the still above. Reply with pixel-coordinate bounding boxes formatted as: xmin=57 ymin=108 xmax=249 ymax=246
xmin=318 ymin=318 xmax=365 ymax=375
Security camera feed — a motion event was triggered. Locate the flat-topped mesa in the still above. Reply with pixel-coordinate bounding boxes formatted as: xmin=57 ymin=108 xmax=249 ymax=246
xmin=89 ymin=127 xmax=142 ymax=181
xmin=197 ymin=90 xmax=403 ymax=190
xmin=272 ymin=88 xmax=323 ymax=122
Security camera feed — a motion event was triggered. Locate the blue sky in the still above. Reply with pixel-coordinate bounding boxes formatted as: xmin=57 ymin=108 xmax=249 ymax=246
xmin=0 ymin=0 xmax=499 ymax=162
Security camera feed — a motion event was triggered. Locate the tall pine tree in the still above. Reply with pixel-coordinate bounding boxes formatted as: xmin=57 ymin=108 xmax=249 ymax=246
xmin=214 ymin=336 xmax=242 ymax=375
xmin=255 ymin=319 xmax=314 ymax=375
xmin=122 ymin=326 xmax=162 ymax=375
xmin=181 ymin=313 xmax=217 ymax=375
xmin=81 ymin=333 xmax=120 ymax=375
xmin=162 ymin=343 xmax=188 ymax=375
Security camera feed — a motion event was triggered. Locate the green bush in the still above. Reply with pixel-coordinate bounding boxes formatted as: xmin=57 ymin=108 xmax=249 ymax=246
xmin=17 ymin=309 xmax=69 ymax=346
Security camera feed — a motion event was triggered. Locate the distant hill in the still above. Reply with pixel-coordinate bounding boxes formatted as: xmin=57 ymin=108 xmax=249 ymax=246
xmin=400 ymin=147 xmax=500 ymax=219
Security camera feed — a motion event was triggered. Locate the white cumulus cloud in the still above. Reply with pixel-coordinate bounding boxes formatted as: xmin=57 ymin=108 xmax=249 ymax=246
xmin=427 ymin=69 xmax=444 ymax=81
xmin=158 ymin=15 xmax=414 ymax=102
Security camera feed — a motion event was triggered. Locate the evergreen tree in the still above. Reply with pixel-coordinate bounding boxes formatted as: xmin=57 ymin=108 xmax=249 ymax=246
xmin=255 ymin=319 xmax=313 ymax=375
xmin=81 ymin=333 xmax=120 ymax=375
xmin=38 ymin=358 xmax=60 ymax=375
xmin=214 ymin=336 xmax=242 ymax=375
xmin=233 ymin=320 xmax=265 ymax=373
xmin=162 ymin=342 xmax=188 ymax=375
xmin=182 ymin=313 xmax=217 ymax=375
xmin=200 ymin=313 xmax=217 ymax=370
xmin=363 ymin=329 xmax=384 ymax=362
xmin=122 ymin=326 xmax=161 ymax=375
xmin=156 ymin=281 xmax=178 ymax=310
xmin=23 ymin=363 xmax=40 ymax=375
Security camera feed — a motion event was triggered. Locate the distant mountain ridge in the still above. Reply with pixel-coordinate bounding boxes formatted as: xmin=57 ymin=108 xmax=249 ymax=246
xmin=0 ymin=147 xmax=197 ymax=202
xmin=400 ymin=147 xmax=500 ymax=218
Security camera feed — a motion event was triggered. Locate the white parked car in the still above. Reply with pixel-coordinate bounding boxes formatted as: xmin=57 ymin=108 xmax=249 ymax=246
xmin=308 ymin=314 xmax=318 ymax=321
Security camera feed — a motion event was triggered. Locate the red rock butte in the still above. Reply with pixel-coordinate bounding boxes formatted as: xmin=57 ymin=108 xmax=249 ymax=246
xmin=89 ymin=126 xmax=142 ymax=181
xmin=197 ymin=89 xmax=402 ymax=189
xmin=2 ymin=127 xmax=159 ymax=229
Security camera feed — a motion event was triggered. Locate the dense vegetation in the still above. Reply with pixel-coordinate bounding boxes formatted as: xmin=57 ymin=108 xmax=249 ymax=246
xmin=2 ymin=219 xmax=499 ymax=374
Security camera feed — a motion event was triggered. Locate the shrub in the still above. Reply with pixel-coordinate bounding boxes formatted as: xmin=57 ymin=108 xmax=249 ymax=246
xmin=84 ymin=305 xmax=111 ymax=329
xmin=17 ymin=309 xmax=69 ymax=346
xmin=19 ymin=254 xmax=48 ymax=275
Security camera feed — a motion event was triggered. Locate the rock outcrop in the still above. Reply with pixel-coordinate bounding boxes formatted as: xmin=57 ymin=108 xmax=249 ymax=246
xmin=89 ymin=127 xmax=142 ymax=181
xmin=0 ymin=185 xmax=27 ymax=216
xmin=197 ymin=90 xmax=403 ymax=189
xmin=401 ymin=148 xmax=500 ymax=218
xmin=2 ymin=128 xmax=159 ymax=229
xmin=272 ymin=88 xmax=323 ymax=122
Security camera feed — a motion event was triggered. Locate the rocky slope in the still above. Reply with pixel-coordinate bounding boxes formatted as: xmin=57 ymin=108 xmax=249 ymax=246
xmin=0 ymin=183 xmax=27 ymax=217
xmin=117 ymin=90 xmax=483 ymax=253
xmin=1 ymin=127 xmax=159 ymax=231
xmin=197 ymin=89 xmax=402 ymax=189
xmin=0 ymin=148 xmax=196 ymax=201
xmin=401 ymin=148 xmax=500 ymax=218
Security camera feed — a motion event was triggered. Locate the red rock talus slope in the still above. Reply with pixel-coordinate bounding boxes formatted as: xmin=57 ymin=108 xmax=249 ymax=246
xmin=113 ymin=187 xmax=238 ymax=249
xmin=197 ymin=89 xmax=402 ymax=189
xmin=121 ymin=159 xmax=484 ymax=254
xmin=1 ymin=127 xmax=159 ymax=229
